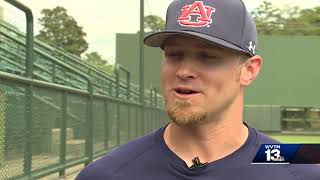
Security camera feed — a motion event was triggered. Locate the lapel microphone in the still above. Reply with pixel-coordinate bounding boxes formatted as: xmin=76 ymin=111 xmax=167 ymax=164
xmin=189 ymin=157 xmax=208 ymax=170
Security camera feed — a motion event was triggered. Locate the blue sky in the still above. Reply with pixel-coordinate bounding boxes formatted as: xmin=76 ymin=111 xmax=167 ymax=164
xmin=1 ymin=0 xmax=319 ymax=63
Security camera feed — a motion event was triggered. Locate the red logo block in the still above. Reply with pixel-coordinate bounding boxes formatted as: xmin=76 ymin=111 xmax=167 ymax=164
xmin=177 ymin=1 xmax=215 ymax=27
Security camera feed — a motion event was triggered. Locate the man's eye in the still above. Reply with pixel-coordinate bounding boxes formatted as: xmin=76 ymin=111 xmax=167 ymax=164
xmin=198 ymin=53 xmax=217 ymax=60
xmin=199 ymin=54 xmax=211 ymax=59
xmin=198 ymin=54 xmax=222 ymax=64
xmin=166 ymin=52 xmax=183 ymax=58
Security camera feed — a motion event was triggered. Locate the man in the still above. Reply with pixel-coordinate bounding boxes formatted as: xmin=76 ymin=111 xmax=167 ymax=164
xmin=76 ymin=0 xmax=320 ymax=179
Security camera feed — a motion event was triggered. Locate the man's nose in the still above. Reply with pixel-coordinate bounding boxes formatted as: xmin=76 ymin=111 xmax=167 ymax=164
xmin=175 ymin=59 xmax=197 ymax=80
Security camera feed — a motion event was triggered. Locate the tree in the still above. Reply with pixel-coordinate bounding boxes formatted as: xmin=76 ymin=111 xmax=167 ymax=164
xmin=283 ymin=7 xmax=320 ymax=35
xmin=251 ymin=1 xmax=320 ymax=36
xmin=84 ymin=52 xmax=106 ymax=66
xmin=97 ymin=63 xmax=114 ymax=74
xmin=83 ymin=51 xmax=113 ymax=74
xmin=144 ymin=15 xmax=165 ymax=33
xmin=251 ymin=1 xmax=283 ymax=35
xmin=36 ymin=6 xmax=88 ymax=56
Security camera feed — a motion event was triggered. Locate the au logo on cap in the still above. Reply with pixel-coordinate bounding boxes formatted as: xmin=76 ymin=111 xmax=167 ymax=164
xmin=177 ymin=1 xmax=215 ymax=27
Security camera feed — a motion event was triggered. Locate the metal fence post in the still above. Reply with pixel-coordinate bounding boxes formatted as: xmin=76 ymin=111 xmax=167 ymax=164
xmin=154 ymin=88 xmax=157 ymax=107
xmin=52 ymin=64 xmax=56 ymax=83
xmin=85 ymin=81 xmax=94 ymax=165
xmin=126 ymin=70 xmax=130 ymax=101
xmin=135 ymin=107 xmax=138 ymax=138
xmin=126 ymin=68 xmax=131 ymax=141
xmin=4 ymin=0 xmax=35 ymax=177
xmin=108 ymin=81 xmax=112 ymax=96
xmin=114 ymin=64 xmax=131 ymax=144
xmin=59 ymin=91 xmax=67 ymax=176
xmin=115 ymin=65 xmax=120 ymax=146
xmin=149 ymin=88 xmax=153 ymax=106
xmin=104 ymin=101 xmax=109 ymax=151
xmin=23 ymin=85 xmax=32 ymax=177
xmin=139 ymin=0 xmax=145 ymax=136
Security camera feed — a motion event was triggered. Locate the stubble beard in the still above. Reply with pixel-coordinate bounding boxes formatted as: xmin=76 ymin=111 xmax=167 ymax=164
xmin=165 ymin=98 xmax=208 ymax=127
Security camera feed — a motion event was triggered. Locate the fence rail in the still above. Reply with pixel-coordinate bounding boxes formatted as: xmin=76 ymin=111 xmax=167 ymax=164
xmin=0 ymin=70 xmax=167 ymax=179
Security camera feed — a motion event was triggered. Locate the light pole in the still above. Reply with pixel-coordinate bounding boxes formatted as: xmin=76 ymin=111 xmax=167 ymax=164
xmin=139 ymin=0 xmax=145 ymax=133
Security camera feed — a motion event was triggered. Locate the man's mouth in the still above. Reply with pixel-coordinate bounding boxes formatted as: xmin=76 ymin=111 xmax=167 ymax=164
xmin=173 ymin=87 xmax=200 ymax=98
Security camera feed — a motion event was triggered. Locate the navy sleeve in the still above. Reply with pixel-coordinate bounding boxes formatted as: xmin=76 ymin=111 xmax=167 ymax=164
xmin=75 ymin=132 xmax=157 ymax=180
xmin=75 ymin=155 xmax=115 ymax=180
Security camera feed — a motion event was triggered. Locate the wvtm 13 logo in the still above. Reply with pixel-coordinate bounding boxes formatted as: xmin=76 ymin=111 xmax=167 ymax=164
xmin=264 ymin=145 xmax=285 ymax=162
xmin=252 ymin=144 xmax=292 ymax=164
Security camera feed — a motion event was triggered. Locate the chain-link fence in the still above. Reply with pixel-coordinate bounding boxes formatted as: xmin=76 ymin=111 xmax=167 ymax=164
xmin=0 ymin=0 xmax=168 ymax=179
xmin=0 ymin=73 xmax=167 ymax=179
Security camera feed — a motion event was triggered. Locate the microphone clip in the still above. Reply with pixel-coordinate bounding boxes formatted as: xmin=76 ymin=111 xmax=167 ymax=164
xmin=190 ymin=157 xmax=208 ymax=170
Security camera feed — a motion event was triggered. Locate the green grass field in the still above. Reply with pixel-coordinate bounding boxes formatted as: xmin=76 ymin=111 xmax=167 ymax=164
xmin=270 ymin=135 xmax=320 ymax=143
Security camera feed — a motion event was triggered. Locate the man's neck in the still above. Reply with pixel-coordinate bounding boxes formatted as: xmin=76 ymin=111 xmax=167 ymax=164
xmin=163 ymin=100 xmax=248 ymax=167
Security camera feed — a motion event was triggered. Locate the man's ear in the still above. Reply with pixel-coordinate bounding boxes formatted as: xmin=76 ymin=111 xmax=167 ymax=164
xmin=240 ymin=55 xmax=262 ymax=86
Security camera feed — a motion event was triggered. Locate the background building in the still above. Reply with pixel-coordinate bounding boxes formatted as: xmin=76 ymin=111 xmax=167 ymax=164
xmin=117 ymin=34 xmax=320 ymax=107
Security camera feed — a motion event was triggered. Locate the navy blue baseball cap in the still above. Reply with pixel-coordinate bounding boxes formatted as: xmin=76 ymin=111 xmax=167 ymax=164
xmin=144 ymin=0 xmax=257 ymax=56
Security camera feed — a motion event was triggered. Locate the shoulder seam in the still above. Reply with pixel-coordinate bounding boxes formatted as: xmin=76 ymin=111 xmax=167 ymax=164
xmin=109 ymin=141 xmax=158 ymax=180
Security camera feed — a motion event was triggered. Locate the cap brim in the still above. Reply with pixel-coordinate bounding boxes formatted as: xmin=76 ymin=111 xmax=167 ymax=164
xmin=144 ymin=30 xmax=253 ymax=56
